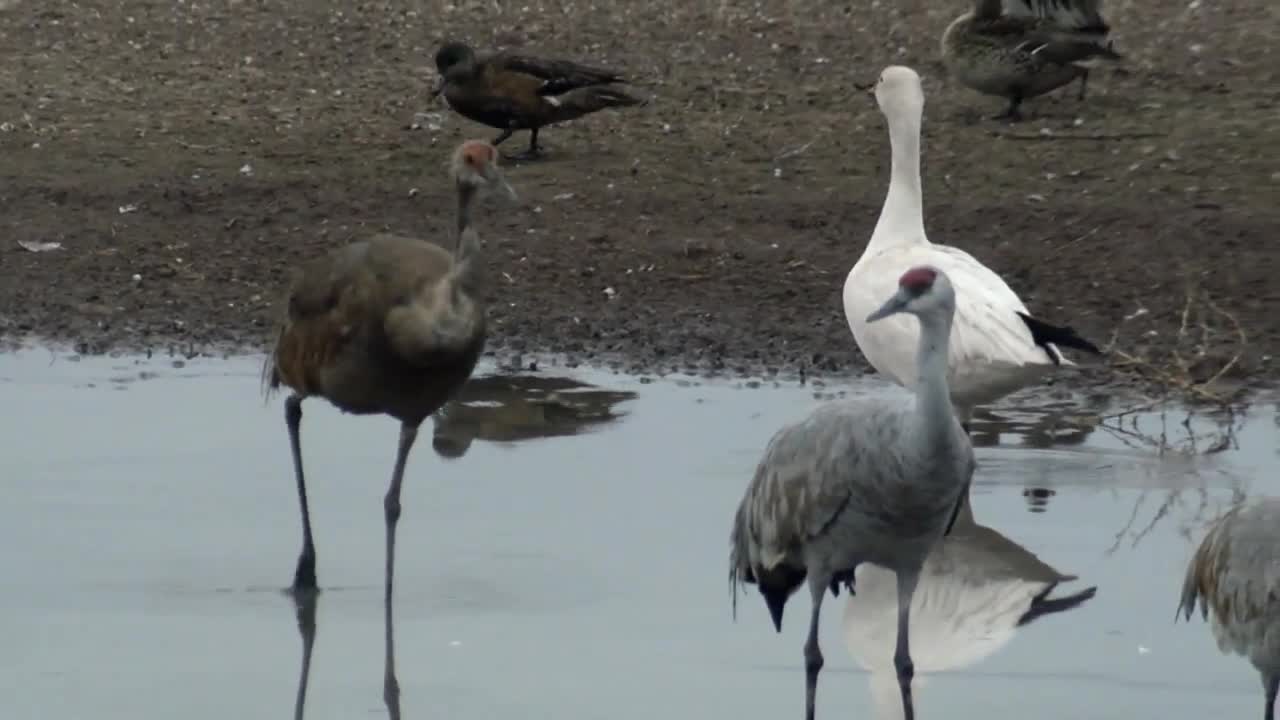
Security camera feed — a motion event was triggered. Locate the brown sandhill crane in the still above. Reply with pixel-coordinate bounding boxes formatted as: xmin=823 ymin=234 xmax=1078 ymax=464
xmin=1179 ymin=497 xmax=1280 ymax=720
xmin=262 ymin=139 xmax=517 ymax=599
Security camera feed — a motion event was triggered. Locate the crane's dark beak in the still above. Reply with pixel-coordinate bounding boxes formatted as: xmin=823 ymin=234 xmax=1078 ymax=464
xmin=853 ymin=80 xmax=876 ymax=99
xmin=866 ymin=289 xmax=909 ymax=323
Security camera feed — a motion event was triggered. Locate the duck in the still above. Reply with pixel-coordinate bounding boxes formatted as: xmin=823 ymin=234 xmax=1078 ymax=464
xmin=842 ymin=66 xmax=1102 ymax=465
xmin=941 ymin=0 xmax=1122 ymax=120
xmin=431 ymin=42 xmax=646 ymax=160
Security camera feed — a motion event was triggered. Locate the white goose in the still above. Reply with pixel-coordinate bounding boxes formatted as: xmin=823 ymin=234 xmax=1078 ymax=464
xmin=843 ymin=65 xmax=1101 ymax=433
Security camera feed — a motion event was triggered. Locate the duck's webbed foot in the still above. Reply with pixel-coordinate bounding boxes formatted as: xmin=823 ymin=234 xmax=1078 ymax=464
xmin=1076 ymin=69 xmax=1091 ymax=101
xmin=506 ymin=128 xmax=546 ymax=162
xmin=992 ymin=94 xmax=1025 ymax=122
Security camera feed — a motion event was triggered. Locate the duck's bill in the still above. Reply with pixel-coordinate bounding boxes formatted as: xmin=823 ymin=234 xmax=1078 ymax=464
xmin=429 ymin=76 xmax=444 ymax=98
xmin=866 ymin=290 xmax=908 ymax=323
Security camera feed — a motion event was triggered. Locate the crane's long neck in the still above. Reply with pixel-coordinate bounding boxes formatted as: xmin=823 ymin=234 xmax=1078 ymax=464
xmin=455 ymin=182 xmax=476 ymax=242
xmin=912 ymin=309 xmax=956 ymax=443
xmin=451 ymin=183 xmax=484 ymax=295
xmin=867 ymin=110 xmax=927 ymax=256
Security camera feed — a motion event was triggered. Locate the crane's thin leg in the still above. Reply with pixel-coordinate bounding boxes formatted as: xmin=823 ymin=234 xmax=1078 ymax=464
xmin=803 ymin=576 xmax=827 ymax=720
xmin=291 ymin=591 xmax=318 ymax=720
xmin=384 ymin=565 xmax=403 ymax=720
xmin=384 ymin=422 xmax=421 ymax=605
xmin=492 ymin=128 xmax=513 ymax=146
xmin=1263 ymin=673 xmax=1277 ymax=720
xmin=286 ymin=395 xmax=318 ymax=592
xmin=894 ymin=569 xmax=921 ymax=720
xmin=1076 ymin=69 xmax=1090 ymax=101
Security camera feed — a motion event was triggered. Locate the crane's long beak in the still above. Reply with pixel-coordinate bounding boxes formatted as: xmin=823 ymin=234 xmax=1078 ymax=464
xmin=866 ymin=289 xmax=908 ymax=323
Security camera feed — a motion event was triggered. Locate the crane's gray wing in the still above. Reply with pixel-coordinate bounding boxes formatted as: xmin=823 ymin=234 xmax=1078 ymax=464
xmin=746 ymin=400 xmax=915 ymax=562
xmin=1002 ymin=0 xmax=1109 ymax=31
xmin=943 ymin=483 xmax=969 ymax=537
xmin=943 ymin=431 xmax=978 ymax=536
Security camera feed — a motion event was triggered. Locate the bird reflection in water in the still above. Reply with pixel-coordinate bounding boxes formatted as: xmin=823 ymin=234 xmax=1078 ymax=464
xmin=966 ymin=403 xmax=1100 ymax=450
xmin=430 ymin=374 xmax=638 ymax=458
xmin=964 ymin=402 xmax=1104 ymax=515
xmin=842 ymin=501 xmax=1097 ymax=719
xmin=290 ymin=592 xmax=319 ymax=720
xmin=288 ymin=589 xmax=403 ymax=720
xmin=287 ymin=372 xmax=634 ymax=718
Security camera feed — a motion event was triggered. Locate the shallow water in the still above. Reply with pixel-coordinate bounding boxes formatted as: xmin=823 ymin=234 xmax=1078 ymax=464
xmin=1 ymin=349 xmax=1275 ymax=720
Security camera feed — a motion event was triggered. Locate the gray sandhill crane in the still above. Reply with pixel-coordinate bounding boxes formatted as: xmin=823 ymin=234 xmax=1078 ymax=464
xmin=262 ymin=139 xmax=517 ymax=598
xmin=730 ymin=265 xmax=975 ymax=720
xmin=1179 ymin=497 xmax=1280 ymax=720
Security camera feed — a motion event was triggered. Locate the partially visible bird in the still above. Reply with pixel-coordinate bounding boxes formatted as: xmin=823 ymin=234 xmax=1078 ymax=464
xmin=431 ymin=42 xmax=646 ymax=160
xmin=1179 ymin=497 xmax=1280 ymax=720
xmin=262 ymin=139 xmax=517 ymax=598
xmin=430 ymin=375 xmax=637 ymax=458
xmin=941 ymin=0 xmax=1122 ymax=121
xmin=731 ymin=265 xmax=976 ymax=720
xmin=843 ymin=65 xmax=1102 ymax=452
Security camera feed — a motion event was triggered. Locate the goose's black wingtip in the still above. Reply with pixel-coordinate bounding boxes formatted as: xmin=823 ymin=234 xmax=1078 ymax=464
xmin=1017 ymin=584 xmax=1098 ymax=627
xmin=1017 ymin=312 xmax=1104 ymax=364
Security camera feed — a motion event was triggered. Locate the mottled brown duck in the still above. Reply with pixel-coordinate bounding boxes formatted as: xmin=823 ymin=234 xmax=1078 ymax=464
xmin=431 ymin=41 xmax=645 ymax=159
xmin=941 ymin=0 xmax=1122 ymax=121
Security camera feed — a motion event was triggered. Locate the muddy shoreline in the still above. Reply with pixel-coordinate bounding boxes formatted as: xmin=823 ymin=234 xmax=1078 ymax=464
xmin=1 ymin=0 xmax=1275 ymax=397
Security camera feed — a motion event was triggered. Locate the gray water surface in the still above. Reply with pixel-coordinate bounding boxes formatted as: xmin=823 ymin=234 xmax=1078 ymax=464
xmin=1 ymin=349 xmax=1275 ymax=720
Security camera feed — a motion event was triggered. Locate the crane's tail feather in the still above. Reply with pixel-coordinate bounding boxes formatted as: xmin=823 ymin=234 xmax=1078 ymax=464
xmin=1177 ymin=568 xmax=1202 ymax=623
xmin=261 ymin=333 xmax=284 ymax=404
xmin=1016 ymin=312 xmax=1104 ymax=364
xmin=1177 ymin=532 xmax=1219 ymax=623
xmin=729 ymin=506 xmax=753 ymax=622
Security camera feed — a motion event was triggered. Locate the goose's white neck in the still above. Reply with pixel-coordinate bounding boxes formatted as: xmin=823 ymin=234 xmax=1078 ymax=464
xmin=867 ymin=108 xmax=928 ymax=255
